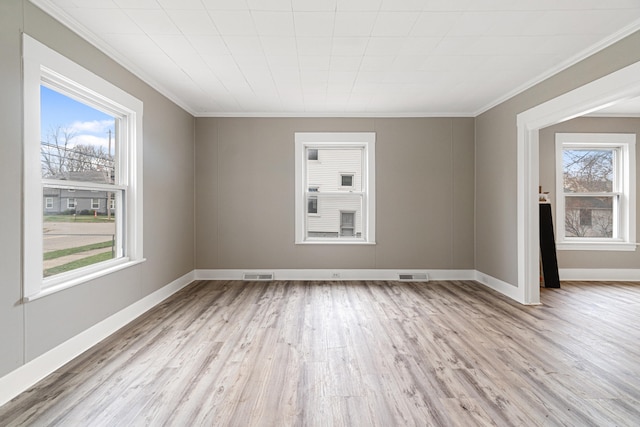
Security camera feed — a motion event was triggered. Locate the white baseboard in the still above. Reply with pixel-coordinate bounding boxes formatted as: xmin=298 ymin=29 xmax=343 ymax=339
xmin=559 ymin=268 xmax=640 ymax=281
xmin=474 ymin=270 xmax=525 ymax=303
xmin=0 ymin=270 xmax=195 ymax=407
xmin=194 ymin=268 xmax=477 ymax=281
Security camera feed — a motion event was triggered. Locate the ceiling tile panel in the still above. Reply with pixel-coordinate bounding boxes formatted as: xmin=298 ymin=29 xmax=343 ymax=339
xmin=113 ymin=0 xmax=160 ymax=8
xmin=380 ymin=0 xmax=425 ymax=11
xmin=334 ymin=12 xmax=378 ymax=36
xmin=222 ymin=36 xmax=264 ymax=56
xmin=252 ymin=11 xmax=295 ymax=36
xmin=296 ymin=37 xmax=333 ymax=56
xmin=336 ymin=0 xmax=382 ymax=12
xmin=246 ymin=0 xmax=292 ymax=11
xmin=292 ymin=0 xmax=337 ymax=12
xmin=186 ymin=35 xmax=230 ymax=56
xmin=371 ymin=12 xmax=421 ymax=37
xmin=260 ymin=37 xmax=298 ymax=56
xmin=124 ymin=9 xmax=180 ymax=34
xmin=64 ymin=8 xmax=143 ymax=34
xmin=209 ymin=11 xmax=257 ymax=35
xmin=294 ymin=12 xmax=336 ymax=37
xmin=331 ymin=37 xmax=369 ymax=56
xmin=411 ymin=12 xmax=462 ymax=36
xmin=202 ymin=0 xmax=249 ymax=10
xmin=157 ymin=0 xmax=204 ymax=9
xmin=166 ymin=10 xmax=218 ymax=35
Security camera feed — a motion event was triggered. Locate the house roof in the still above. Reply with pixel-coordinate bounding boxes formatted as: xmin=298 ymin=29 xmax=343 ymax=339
xmin=31 ymin=0 xmax=640 ymax=117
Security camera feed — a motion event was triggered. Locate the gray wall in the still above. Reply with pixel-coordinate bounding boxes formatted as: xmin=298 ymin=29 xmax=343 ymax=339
xmin=475 ymin=30 xmax=640 ymax=286
xmin=539 ymin=117 xmax=640 ymax=269
xmin=195 ymin=117 xmax=475 ymax=271
xmin=0 ymin=1 xmax=195 ymax=377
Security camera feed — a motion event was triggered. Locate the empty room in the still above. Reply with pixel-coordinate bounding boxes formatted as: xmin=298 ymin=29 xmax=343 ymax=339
xmin=1 ymin=0 xmax=640 ymax=425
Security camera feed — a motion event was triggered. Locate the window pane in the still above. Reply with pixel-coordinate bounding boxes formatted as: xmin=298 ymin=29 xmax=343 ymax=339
xmin=307 ymin=148 xmax=362 ymax=191
xmin=43 ymin=187 xmax=118 ymax=278
xmin=563 ymin=149 xmax=613 ymax=193
xmin=341 ymin=174 xmax=353 ymax=187
xmin=40 ymin=85 xmax=116 ymax=184
xmin=307 ymin=193 xmax=362 ymax=239
xmin=565 ymin=196 xmax=613 ymax=238
xmin=307 ymin=148 xmax=318 ymax=160
xmin=307 ymin=195 xmax=318 ymax=214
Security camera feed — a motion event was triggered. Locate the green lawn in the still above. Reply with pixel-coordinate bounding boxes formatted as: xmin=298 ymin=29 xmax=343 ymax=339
xmin=44 ymin=240 xmax=114 ymax=260
xmin=44 ymin=251 xmax=114 ymax=277
xmin=44 ymin=215 xmax=115 ymax=223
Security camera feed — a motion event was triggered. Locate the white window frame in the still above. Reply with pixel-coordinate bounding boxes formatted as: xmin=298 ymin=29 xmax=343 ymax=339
xmin=295 ymin=132 xmax=375 ymax=244
xmin=91 ymin=198 xmax=100 ymax=210
xmin=555 ymin=133 xmax=636 ymax=251
xmin=23 ymin=34 xmax=144 ymax=301
xmin=67 ymin=198 xmax=77 ymax=209
xmin=45 ymin=197 xmax=53 ymax=209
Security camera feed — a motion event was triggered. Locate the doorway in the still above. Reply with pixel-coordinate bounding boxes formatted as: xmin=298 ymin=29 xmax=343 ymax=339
xmin=517 ymin=60 xmax=640 ymax=304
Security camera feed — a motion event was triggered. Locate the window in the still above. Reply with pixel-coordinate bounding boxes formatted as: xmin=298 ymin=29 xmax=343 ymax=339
xmin=23 ymin=35 xmax=143 ymax=300
xmin=110 ymin=198 xmax=115 ymax=210
xmin=555 ymin=133 xmax=636 ymax=251
xmin=45 ymin=197 xmax=53 ymax=209
xmin=340 ymin=174 xmax=354 ymax=188
xmin=308 ymin=186 xmax=319 ymax=214
xmin=295 ymin=132 xmax=375 ymax=244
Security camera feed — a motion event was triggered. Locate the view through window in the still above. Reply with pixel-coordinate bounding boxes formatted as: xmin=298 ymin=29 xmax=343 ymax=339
xmin=555 ymin=133 xmax=636 ymax=250
xmin=295 ymin=132 xmax=375 ymax=244
xmin=41 ymin=86 xmax=118 ymax=278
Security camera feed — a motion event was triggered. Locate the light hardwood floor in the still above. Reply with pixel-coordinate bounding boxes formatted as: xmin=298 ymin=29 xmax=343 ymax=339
xmin=1 ymin=280 xmax=639 ymax=426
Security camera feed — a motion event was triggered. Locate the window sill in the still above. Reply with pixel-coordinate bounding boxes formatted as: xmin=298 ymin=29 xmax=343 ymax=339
xmin=556 ymin=242 xmax=637 ymax=251
xmin=24 ymin=258 xmax=146 ymax=302
xmin=296 ymin=240 xmax=376 ymax=245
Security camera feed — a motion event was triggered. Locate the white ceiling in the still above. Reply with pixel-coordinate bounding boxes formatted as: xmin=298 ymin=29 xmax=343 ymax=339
xmin=32 ymin=0 xmax=640 ymax=117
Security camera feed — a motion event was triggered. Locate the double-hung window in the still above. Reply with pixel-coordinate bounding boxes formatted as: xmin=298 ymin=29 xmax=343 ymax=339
xmin=555 ymin=133 xmax=636 ymax=251
xmin=23 ymin=35 xmax=143 ymax=300
xmin=295 ymin=132 xmax=375 ymax=244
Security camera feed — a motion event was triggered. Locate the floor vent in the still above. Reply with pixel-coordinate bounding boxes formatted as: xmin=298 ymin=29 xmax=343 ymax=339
xmin=398 ymin=273 xmax=429 ymax=281
xmin=242 ymin=273 xmax=274 ymax=281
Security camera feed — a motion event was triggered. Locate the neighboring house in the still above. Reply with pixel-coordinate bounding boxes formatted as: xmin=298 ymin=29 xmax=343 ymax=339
xmin=565 ymin=197 xmax=613 ymax=238
xmin=306 ymin=149 xmax=362 ymax=238
xmin=43 ymin=170 xmax=115 ymax=216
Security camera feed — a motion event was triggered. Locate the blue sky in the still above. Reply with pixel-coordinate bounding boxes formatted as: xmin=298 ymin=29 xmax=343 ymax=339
xmin=40 ymin=85 xmax=116 ymax=155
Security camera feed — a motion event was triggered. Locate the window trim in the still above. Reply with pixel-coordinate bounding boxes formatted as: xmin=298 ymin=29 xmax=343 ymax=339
xmin=23 ymin=34 xmax=144 ymax=301
xmin=91 ymin=198 xmax=100 ymax=210
xmin=45 ymin=197 xmax=53 ymax=209
xmin=555 ymin=133 xmax=636 ymax=251
xmin=294 ymin=132 xmax=375 ymax=245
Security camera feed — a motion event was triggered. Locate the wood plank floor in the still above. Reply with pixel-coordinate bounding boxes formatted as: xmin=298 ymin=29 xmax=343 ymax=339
xmin=1 ymin=280 xmax=640 ymax=426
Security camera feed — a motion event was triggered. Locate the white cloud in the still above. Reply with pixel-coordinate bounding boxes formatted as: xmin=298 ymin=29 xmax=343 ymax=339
xmin=69 ymin=119 xmax=114 ymax=134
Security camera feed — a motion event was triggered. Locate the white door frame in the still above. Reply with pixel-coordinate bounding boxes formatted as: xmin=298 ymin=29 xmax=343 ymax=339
xmin=516 ymin=60 xmax=640 ymax=304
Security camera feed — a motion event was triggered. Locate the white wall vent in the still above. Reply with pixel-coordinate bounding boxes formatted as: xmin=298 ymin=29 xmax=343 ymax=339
xmin=398 ymin=273 xmax=429 ymax=281
xmin=242 ymin=272 xmax=274 ymax=281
